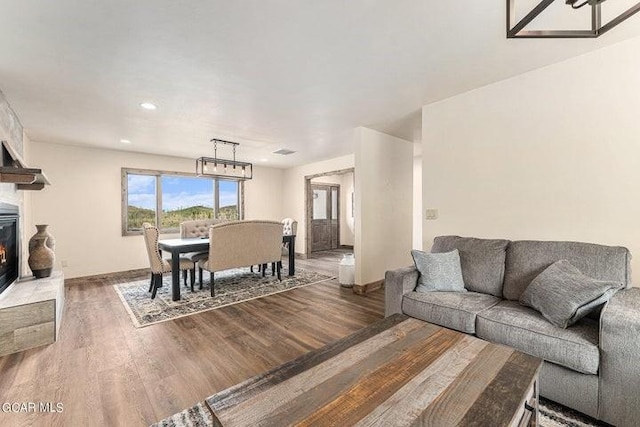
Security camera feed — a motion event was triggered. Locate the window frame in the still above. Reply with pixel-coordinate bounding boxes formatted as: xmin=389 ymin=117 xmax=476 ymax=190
xmin=121 ymin=167 xmax=244 ymax=236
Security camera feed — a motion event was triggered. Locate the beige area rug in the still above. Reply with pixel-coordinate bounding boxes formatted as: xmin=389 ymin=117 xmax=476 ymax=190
xmin=113 ymin=267 xmax=333 ymax=328
xmin=150 ymin=398 xmax=610 ymax=427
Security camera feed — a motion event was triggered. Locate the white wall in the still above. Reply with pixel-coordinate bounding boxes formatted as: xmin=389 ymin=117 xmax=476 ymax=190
xmin=355 ymin=127 xmax=413 ymax=285
xmin=413 ymin=155 xmax=422 ymax=250
xmin=28 ymin=142 xmax=283 ymax=278
xmin=311 ymin=172 xmax=355 ymax=246
xmin=422 ymin=35 xmax=640 ymax=278
xmin=244 ymin=165 xmax=284 ymax=221
xmin=281 ymin=154 xmax=355 ymax=254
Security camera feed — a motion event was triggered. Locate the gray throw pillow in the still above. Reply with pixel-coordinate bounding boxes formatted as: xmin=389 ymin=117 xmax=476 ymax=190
xmin=411 ymin=249 xmax=467 ymax=293
xmin=520 ymin=259 xmax=623 ymax=329
xmin=431 ymin=236 xmax=509 ymax=297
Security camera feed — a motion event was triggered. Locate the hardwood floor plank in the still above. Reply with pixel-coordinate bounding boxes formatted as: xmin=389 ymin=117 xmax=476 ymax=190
xmin=208 ymin=315 xmax=417 ymax=413
xmin=0 ymin=250 xmax=384 ymax=426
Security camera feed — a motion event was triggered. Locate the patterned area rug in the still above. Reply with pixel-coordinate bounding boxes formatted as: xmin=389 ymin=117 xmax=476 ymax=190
xmin=538 ymin=398 xmax=610 ymax=427
xmin=150 ymin=398 xmax=609 ymax=426
xmin=114 ymin=267 xmax=332 ymax=327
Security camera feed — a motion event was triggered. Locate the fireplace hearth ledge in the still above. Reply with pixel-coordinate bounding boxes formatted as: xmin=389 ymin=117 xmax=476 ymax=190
xmin=0 ymin=270 xmax=64 ymax=357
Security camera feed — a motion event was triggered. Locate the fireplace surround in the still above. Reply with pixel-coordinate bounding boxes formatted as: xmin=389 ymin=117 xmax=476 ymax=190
xmin=0 ymin=202 xmax=19 ymax=296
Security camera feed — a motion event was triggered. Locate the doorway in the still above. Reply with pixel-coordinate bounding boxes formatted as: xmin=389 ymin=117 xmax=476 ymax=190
xmin=311 ymin=184 xmax=339 ymax=252
xmin=305 ymin=167 xmax=355 ymax=255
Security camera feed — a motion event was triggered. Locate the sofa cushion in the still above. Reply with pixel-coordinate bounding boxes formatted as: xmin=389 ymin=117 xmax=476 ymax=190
xmin=411 ymin=249 xmax=466 ymax=293
xmin=503 ymin=240 xmax=631 ymax=301
xmin=520 ymin=260 xmax=623 ymax=328
xmin=402 ymin=291 xmax=500 ymax=334
xmin=476 ymin=301 xmax=600 ymax=375
xmin=431 ymin=236 xmax=509 ymax=297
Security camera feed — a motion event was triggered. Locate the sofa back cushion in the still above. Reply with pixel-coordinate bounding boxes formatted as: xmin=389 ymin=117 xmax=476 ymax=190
xmin=431 ymin=236 xmax=509 ymax=297
xmin=503 ymin=240 xmax=632 ymax=301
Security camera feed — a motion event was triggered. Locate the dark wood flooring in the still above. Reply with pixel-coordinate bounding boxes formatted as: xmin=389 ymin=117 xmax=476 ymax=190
xmin=0 ymin=251 xmax=383 ymax=426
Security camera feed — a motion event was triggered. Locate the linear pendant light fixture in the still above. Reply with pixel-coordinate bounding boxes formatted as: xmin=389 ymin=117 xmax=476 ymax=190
xmin=196 ymin=138 xmax=253 ymax=180
xmin=507 ymin=0 xmax=640 ymax=38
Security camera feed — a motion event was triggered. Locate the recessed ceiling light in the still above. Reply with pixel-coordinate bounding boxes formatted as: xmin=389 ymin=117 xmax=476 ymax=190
xmin=140 ymin=102 xmax=157 ymax=110
xmin=260 ymin=158 xmax=268 ymax=162
xmin=272 ymin=148 xmax=296 ymax=155
xmin=120 ymin=139 xmax=131 ymax=144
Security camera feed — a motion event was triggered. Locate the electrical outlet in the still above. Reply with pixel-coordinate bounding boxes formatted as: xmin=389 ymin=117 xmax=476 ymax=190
xmin=61 ymin=260 xmax=69 ymax=268
xmin=425 ymin=209 xmax=439 ymax=220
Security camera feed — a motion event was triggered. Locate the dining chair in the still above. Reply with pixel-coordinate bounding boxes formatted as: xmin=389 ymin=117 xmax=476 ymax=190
xmin=180 ymin=219 xmax=224 ymax=289
xmin=142 ymin=223 xmax=196 ymax=298
xmin=250 ymin=218 xmax=296 ymax=276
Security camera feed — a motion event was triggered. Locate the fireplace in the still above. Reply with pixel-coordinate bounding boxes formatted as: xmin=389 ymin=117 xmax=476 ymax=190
xmin=0 ymin=203 xmax=19 ymax=296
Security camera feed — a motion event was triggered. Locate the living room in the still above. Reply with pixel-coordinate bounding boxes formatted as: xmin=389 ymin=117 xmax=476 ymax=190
xmin=1 ymin=2 xmax=640 ymax=426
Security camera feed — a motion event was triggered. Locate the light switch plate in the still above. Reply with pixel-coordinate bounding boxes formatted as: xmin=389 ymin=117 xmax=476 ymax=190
xmin=425 ymin=209 xmax=439 ymax=220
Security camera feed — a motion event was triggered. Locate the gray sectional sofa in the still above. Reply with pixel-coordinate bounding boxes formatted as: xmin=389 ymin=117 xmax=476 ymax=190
xmin=385 ymin=236 xmax=640 ymax=427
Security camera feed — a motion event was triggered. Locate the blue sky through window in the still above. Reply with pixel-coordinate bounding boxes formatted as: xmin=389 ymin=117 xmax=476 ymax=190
xmin=161 ymin=176 xmax=213 ymax=211
xmin=127 ymin=174 xmax=238 ymax=211
xmin=127 ymin=174 xmax=155 ymax=209
xmin=219 ymin=180 xmax=238 ymax=208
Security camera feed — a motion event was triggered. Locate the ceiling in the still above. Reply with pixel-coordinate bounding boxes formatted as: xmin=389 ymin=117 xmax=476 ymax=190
xmin=1 ymin=1 xmax=639 ymax=167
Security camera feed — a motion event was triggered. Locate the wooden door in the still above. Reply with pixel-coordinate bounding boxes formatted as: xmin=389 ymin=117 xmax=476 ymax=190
xmin=311 ymin=184 xmax=339 ymax=252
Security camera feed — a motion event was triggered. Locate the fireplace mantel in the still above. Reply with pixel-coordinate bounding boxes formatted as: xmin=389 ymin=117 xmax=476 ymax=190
xmin=0 ymin=140 xmax=50 ymax=190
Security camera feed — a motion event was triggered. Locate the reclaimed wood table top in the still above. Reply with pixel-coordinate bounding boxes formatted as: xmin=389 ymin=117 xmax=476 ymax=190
xmin=206 ymin=314 xmax=542 ymax=426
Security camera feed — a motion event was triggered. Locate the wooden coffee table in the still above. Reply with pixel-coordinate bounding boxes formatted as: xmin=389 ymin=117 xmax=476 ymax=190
xmin=206 ymin=314 xmax=542 ymax=426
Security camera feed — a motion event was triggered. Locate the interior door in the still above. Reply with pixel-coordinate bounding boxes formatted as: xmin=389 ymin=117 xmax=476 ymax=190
xmin=311 ymin=184 xmax=339 ymax=252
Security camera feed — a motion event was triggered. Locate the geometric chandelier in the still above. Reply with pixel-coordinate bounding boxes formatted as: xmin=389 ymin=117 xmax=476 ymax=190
xmin=507 ymin=0 xmax=640 ymax=38
xmin=195 ymin=138 xmax=253 ymax=181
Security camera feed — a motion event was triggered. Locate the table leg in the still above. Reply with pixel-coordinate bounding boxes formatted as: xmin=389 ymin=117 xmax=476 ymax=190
xmin=288 ymin=236 xmax=295 ymax=276
xmin=171 ymin=251 xmax=181 ymax=301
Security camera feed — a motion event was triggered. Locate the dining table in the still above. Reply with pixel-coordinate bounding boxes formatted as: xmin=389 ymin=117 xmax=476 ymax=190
xmin=158 ymin=234 xmax=296 ymax=301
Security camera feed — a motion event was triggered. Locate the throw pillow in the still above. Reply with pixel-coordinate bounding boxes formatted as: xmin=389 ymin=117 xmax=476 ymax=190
xmin=411 ymin=249 xmax=467 ymax=293
xmin=431 ymin=236 xmax=509 ymax=297
xmin=520 ymin=259 xmax=623 ymax=328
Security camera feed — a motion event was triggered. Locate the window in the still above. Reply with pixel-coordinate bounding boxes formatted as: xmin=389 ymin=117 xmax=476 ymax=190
xmin=122 ymin=168 xmax=243 ymax=235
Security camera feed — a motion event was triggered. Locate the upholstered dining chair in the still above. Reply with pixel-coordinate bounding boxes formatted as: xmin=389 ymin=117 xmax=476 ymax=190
xmin=281 ymin=217 xmax=297 ymax=255
xmin=142 ymin=223 xmax=195 ymax=298
xmin=276 ymin=217 xmax=298 ymax=273
xmin=282 ymin=217 xmax=297 ymax=237
xmin=251 ymin=218 xmax=298 ymax=276
xmin=180 ymin=218 xmax=226 ymax=288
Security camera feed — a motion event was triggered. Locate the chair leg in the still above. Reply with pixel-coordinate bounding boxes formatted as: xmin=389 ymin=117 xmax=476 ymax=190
xmin=262 ymin=264 xmax=267 ymax=277
xmin=272 ymin=262 xmax=276 ymax=276
xmin=183 ymin=269 xmax=188 ymax=287
xmin=277 ymin=261 xmax=282 ymax=281
xmin=151 ymin=274 xmax=160 ymax=299
xmin=190 ymin=269 xmax=195 ymax=292
xmin=148 ymin=274 xmax=153 ymax=292
xmin=199 ymin=267 xmax=203 ymax=289
xmin=210 ymin=272 xmax=215 ymax=297
xmin=250 ymin=265 xmax=254 ymax=273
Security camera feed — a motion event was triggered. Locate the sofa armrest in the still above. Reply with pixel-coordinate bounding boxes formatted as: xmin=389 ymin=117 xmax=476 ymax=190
xmin=384 ymin=266 xmax=418 ymax=317
xmin=599 ymin=287 xmax=640 ymax=426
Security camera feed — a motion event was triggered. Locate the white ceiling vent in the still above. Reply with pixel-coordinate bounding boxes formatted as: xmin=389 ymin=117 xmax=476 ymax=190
xmin=272 ymin=148 xmax=297 ymax=155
